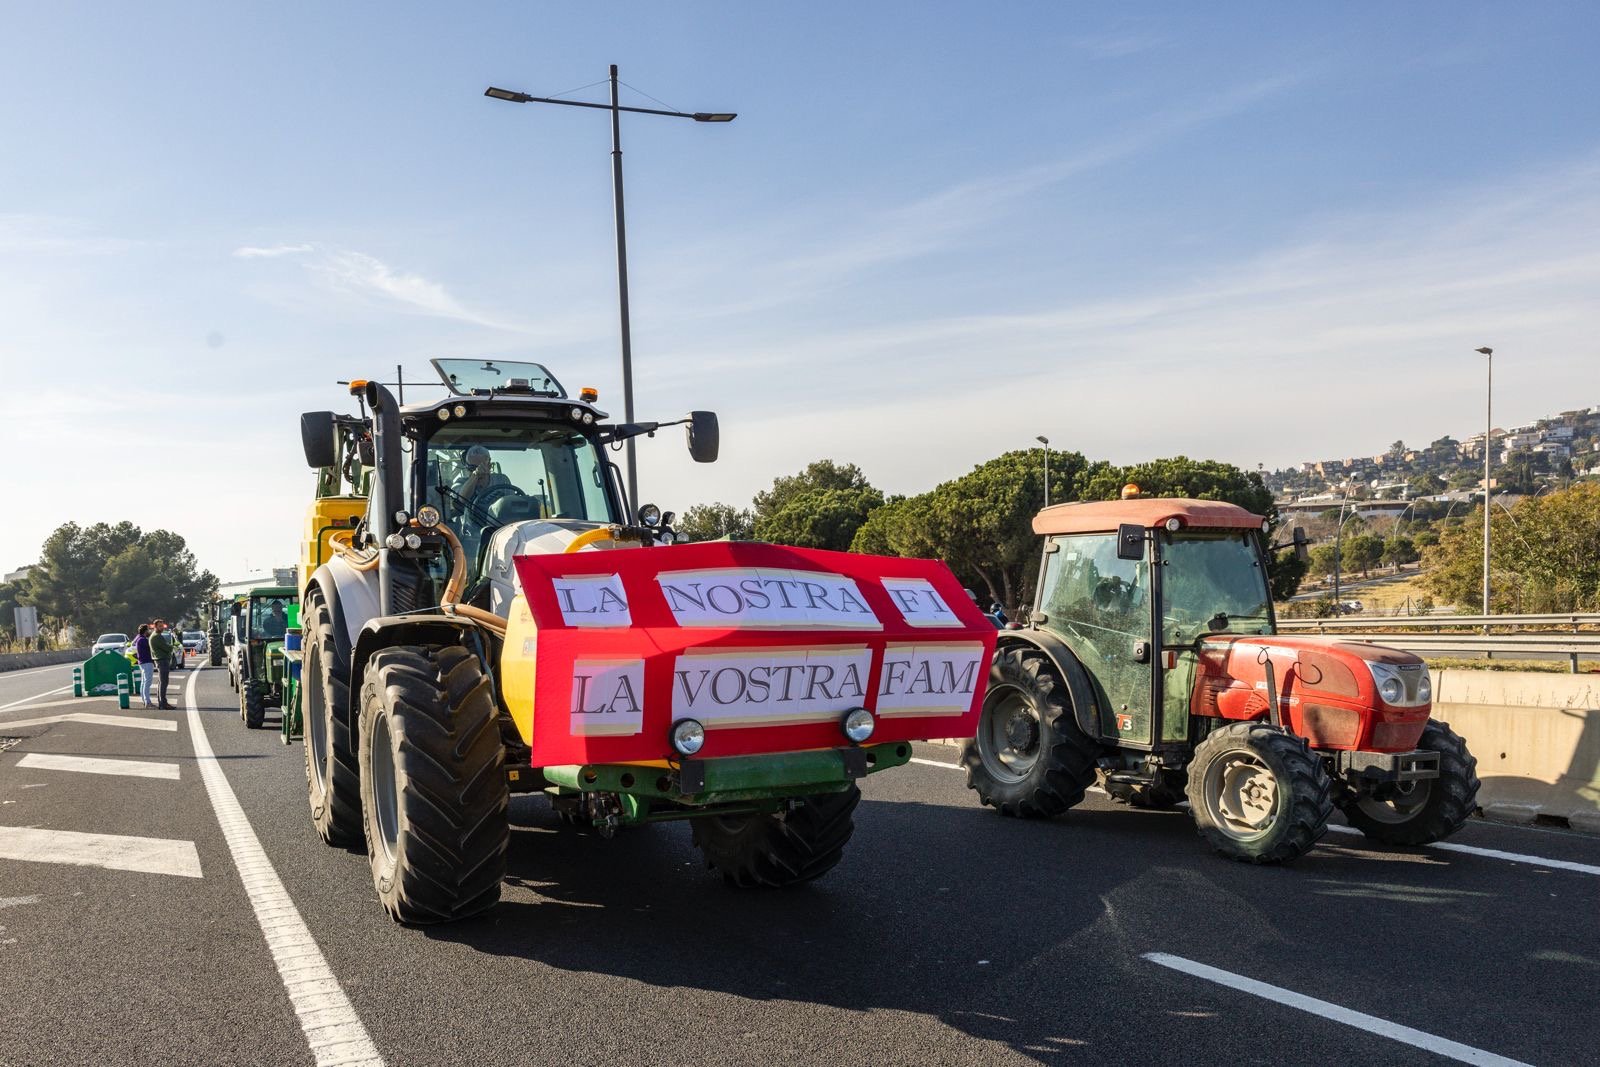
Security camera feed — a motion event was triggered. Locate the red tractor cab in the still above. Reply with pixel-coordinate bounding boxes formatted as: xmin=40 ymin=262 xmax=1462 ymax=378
xmin=963 ymin=492 xmax=1479 ymax=863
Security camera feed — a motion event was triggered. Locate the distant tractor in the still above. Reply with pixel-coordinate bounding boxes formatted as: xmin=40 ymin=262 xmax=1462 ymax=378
xmin=223 ymin=587 xmax=298 ymax=729
xmin=964 ymin=492 xmax=1480 ymax=862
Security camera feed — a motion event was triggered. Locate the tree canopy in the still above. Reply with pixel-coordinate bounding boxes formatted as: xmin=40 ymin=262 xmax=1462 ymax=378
xmin=751 ymin=460 xmax=883 ymax=551
xmin=677 ymin=502 xmax=754 ymax=543
xmin=1422 ymin=482 xmax=1600 ymax=612
xmin=22 ymin=521 xmax=217 ymax=637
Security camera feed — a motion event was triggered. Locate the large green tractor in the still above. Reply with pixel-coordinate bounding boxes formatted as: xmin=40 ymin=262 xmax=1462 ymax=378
xmin=223 ymin=587 xmax=299 ymax=729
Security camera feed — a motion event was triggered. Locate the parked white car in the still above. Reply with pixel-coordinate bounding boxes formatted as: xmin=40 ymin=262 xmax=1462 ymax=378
xmin=91 ymin=633 xmax=129 ymax=655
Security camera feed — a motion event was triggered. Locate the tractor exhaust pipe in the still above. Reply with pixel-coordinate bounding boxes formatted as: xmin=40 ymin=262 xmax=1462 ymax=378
xmin=359 ymin=380 xmax=406 ymax=616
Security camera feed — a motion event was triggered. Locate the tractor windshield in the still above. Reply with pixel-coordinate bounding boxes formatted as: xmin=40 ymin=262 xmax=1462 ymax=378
xmin=1159 ymin=532 xmax=1271 ymax=644
xmin=251 ymin=599 xmax=291 ymax=640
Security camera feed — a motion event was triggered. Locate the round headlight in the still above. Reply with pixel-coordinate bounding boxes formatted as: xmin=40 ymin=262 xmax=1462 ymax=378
xmin=438 ymin=407 xmax=451 ymax=421
xmin=570 ymin=407 xmax=584 ymax=421
xmin=1416 ymin=673 xmax=1432 ymax=703
xmin=394 ymin=509 xmax=410 ymax=526
xmin=670 ymin=718 xmax=705 ymax=756
xmin=1164 ymin=517 xmax=1181 ymax=532
xmin=416 ymin=505 xmax=441 ymax=528
xmin=841 ymin=707 xmax=876 ymax=743
xmin=453 ymin=404 xmax=467 ymax=418
xmin=638 ymin=503 xmax=662 ymax=527
xmin=404 ymin=533 xmax=422 ymax=550
xmin=582 ymin=412 xmax=595 ymax=425
xmin=1379 ymin=677 xmax=1404 ymax=704
xmin=384 ymin=532 xmax=406 ymax=550
xmin=1261 ymin=519 xmax=1271 ymax=533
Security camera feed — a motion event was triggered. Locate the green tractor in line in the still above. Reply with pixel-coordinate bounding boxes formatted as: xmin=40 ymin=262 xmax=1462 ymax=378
xmin=223 ymin=587 xmax=299 ymax=729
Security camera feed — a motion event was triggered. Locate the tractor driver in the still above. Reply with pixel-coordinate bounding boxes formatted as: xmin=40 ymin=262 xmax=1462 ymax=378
xmin=259 ymin=600 xmax=288 ymax=640
xmin=451 ymin=445 xmax=515 ymax=523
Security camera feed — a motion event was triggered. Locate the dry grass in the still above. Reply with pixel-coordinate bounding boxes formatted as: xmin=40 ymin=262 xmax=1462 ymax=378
xmin=1425 ymin=657 xmax=1600 ymax=674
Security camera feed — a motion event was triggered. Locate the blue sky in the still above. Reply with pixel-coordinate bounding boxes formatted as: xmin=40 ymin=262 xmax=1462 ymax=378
xmin=2 ymin=2 xmax=1597 ymax=579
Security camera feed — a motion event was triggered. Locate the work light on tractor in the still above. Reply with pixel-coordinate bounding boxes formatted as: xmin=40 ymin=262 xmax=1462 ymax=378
xmin=961 ymin=494 xmax=1480 ymax=864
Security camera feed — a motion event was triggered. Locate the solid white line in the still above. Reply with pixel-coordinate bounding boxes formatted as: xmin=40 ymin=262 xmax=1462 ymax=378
xmin=16 ymin=753 xmax=180 ymax=780
xmin=0 ymin=712 xmax=176 ymax=732
xmin=907 ymin=756 xmax=1110 ymax=795
xmin=1325 ymin=824 xmax=1600 ymax=877
xmin=0 ymin=825 xmax=201 ymax=878
xmin=182 ymin=667 xmax=385 ymax=1066
xmin=1143 ymin=952 xmax=1532 ymax=1067
xmin=0 ymin=685 xmax=73 ymax=712
xmin=0 ymin=663 xmax=74 ymax=680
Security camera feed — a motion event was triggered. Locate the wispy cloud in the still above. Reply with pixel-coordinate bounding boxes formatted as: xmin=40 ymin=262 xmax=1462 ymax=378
xmin=232 ymin=243 xmax=312 ymax=258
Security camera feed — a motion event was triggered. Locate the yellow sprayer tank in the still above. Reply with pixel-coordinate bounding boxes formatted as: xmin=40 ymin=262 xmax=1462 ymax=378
xmin=301 ymin=496 xmax=366 ymax=592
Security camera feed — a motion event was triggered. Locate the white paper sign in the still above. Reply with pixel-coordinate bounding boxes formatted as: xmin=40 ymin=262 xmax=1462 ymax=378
xmin=876 ymin=643 xmax=986 ymax=717
xmin=671 ymin=646 xmax=874 ymax=728
xmin=880 ymin=578 xmax=962 ymax=628
xmin=553 ymin=573 xmax=632 ymax=628
xmin=657 ymin=568 xmax=880 ymax=630
xmin=569 ymin=658 xmax=645 ymax=737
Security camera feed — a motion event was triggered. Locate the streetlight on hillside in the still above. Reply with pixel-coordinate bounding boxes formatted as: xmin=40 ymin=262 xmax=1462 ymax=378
xmin=1035 ymin=436 xmax=1050 ymax=507
xmin=485 ymin=66 xmax=736 ymax=513
xmin=1475 ymin=346 xmax=1493 ymax=615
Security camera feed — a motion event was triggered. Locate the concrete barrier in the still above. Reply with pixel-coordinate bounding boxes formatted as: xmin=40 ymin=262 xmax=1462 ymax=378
xmin=0 ymin=648 xmax=90 ymax=673
xmin=1434 ymin=670 xmax=1600 ymax=833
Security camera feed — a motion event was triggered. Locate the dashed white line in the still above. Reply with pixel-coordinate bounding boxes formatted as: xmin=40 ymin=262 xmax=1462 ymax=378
xmin=183 ymin=667 xmax=385 ymax=1067
xmin=1326 ymin=824 xmax=1600 ymax=877
xmin=0 ymin=685 xmax=73 ymax=712
xmin=0 ymin=825 xmax=202 ymax=878
xmin=1143 ymin=952 xmax=1533 ymax=1066
xmin=16 ymin=753 xmax=180 ymax=780
xmin=0 ymin=712 xmax=177 ymax=732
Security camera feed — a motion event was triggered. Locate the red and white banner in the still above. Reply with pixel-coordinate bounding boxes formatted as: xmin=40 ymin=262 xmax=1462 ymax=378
xmin=511 ymin=542 xmax=996 ymax=765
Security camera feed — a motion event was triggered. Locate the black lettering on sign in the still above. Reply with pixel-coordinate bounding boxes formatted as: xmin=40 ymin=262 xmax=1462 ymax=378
xmin=598 ymin=587 xmax=628 ymax=613
xmin=907 ymin=660 xmax=936 ymax=695
xmin=739 ymin=578 xmax=771 ymax=610
xmin=890 ymin=588 xmax=920 ymax=614
xmin=881 ymin=658 xmax=910 ymax=695
xmin=710 ymin=667 xmax=747 ymax=704
xmin=662 ymin=582 xmax=706 ymax=612
xmin=838 ymin=662 xmax=866 ymax=699
xmin=939 ymin=659 xmax=978 ymax=694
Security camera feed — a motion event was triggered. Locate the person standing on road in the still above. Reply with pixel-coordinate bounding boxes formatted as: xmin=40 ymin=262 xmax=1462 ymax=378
xmin=132 ymin=624 xmax=155 ymax=709
xmin=149 ymin=619 xmax=177 ymax=710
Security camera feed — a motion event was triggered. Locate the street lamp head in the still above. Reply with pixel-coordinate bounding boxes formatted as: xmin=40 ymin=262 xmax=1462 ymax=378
xmin=1475 ymin=346 xmax=1493 ymax=355
xmin=692 ymin=112 xmax=737 ymax=123
xmin=1035 ymin=435 xmax=1049 ymax=446
xmin=484 ymin=87 xmax=532 ymax=103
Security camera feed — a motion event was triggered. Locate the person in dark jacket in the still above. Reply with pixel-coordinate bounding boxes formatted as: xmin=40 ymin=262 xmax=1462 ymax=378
xmin=149 ymin=620 xmax=177 ymax=710
xmin=132 ymin=624 xmax=155 ymax=709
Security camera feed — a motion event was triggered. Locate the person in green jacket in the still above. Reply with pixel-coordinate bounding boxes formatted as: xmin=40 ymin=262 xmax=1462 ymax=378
xmin=149 ymin=620 xmax=177 ymax=710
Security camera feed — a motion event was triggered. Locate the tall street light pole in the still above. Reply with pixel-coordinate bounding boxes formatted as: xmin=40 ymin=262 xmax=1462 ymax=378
xmin=1035 ymin=436 xmax=1050 ymax=507
xmin=1476 ymin=346 xmax=1493 ymax=615
xmin=486 ymin=67 xmax=736 ymax=514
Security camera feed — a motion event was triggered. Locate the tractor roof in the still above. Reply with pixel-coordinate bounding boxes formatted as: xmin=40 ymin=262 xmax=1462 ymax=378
xmin=1032 ymin=497 xmax=1266 ymax=536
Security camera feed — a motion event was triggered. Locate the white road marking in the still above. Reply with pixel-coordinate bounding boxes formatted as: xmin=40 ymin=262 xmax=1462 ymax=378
xmin=16 ymin=753 xmax=180 ymax=780
xmin=1143 ymin=952 xmax=1532 ymax=1067
xmin=908 ymin=755 xmax=1109 ymax=794
xmin=182 ymin=667 xmax=385 ymax=1066
xmin=0 ymin=712 xmax=176 ymax=732
xmin=0 ymin=685 xmax=73 ymax=712
xmin=0 ymin=826 xmax=202 ymax=878
xmin=0 ymin=663 xmax=74 ymax=680
xmin=0 ymin=895 xmax=40 ymax=909
xmin=1326 ymin=824 xmax=1600 ymax=877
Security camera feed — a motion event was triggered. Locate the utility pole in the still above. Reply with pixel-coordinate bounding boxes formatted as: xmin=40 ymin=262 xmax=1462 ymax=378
xmin=1035 ymin=436 xmax=1050 ymax=507
xmin=1476 ymin=346 xmax=1494 ymax=616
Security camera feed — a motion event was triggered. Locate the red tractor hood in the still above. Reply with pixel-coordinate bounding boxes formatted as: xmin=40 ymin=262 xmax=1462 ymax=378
xmin=1190 ymin=634 xmax=1430 ymax=752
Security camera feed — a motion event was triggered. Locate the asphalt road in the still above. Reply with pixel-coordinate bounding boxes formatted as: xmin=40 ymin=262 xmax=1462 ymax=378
xmin=2 ymin=658 xmax=1597 ymax=1066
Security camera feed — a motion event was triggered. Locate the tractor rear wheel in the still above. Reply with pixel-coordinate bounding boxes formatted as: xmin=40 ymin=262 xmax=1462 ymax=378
xmin=692 ymin=787 xmax=860 ymax=888
xmin=242 ymin=679 xmax=265 ymax=729
xmin=963 ymin=646 xmax=1099 ymax=818
xmin=358 ymin=645 xmax=508 ymax=924
xmin=1340 ymin=720 xmax=1479 ymax=845
xmin=304 ymin=586 xmax=363 ymax=847
xmin=1187 ymin=721 xmax=1332 ymax=863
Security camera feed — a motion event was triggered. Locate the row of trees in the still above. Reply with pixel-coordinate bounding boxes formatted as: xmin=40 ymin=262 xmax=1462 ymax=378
xmin=1 ymin=522 xmax=217 ymax=645
xmin=1421 ymin=482 xmax=1600 ymax=613
xmin=679 ymin=453 xmax=1305 ymax=613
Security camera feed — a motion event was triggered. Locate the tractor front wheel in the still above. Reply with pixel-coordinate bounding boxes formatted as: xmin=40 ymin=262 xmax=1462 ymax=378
xmin=304 ymin=587 xmax=363 ymax=847
xmin=692 ymin=787 xmax=860 ymax=888
xmin=242 ymin=679 xmax=265 ymax=729
xmin=1340 ymin=720 xmax=1480 ymax=846
xmin=963 ymin=646 xmax=1099 ymax=818
xmin=1187 ymin=721 xmax=1332 ymax=863
xmin=358 ymin=645 xmax=508 ymax=924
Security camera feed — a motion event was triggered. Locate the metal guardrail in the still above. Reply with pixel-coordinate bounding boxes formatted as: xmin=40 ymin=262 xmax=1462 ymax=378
xmin=1279 ymin=614 xmax=1600 ymax=671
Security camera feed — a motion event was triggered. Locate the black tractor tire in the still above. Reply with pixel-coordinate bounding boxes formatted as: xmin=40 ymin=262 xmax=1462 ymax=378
xmin=1187 ymin=721 xmax=1333 ymax=864
xmin=304 ymin=586 xmax=363 ymax=847
xmin=357 ymin=645 xmax=508 ymax=924
xmin=962 ymin=646 xmax=1100 ymax=818
xmin=208 ymin=643 xmax=222 ymax=667
xmin=1340 ymin=720 xmax=1480 ymax=846
xmin=691 ymin=786 xmax=860 ymax=889
xmin=242 ymin=679 xmax=266 ymax=729
xmin=1101 ymin=769 xmax=1187 ymax=810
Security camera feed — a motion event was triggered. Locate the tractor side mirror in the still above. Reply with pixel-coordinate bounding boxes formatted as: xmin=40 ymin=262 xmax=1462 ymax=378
xmin=1293 ymin=526 xmax=1309 ymax=563
xmin=1116 ymin=523 xmax=1146 ymax=561
xmin=300 ymin=411 xmax=338 ymax=469
xmin=686 ymin=411 xmax=719 ymax=463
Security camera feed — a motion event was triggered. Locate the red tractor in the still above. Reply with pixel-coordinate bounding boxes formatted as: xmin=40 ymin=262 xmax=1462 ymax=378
xmin=963 ymin=492 xmax=1480 ymax=862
